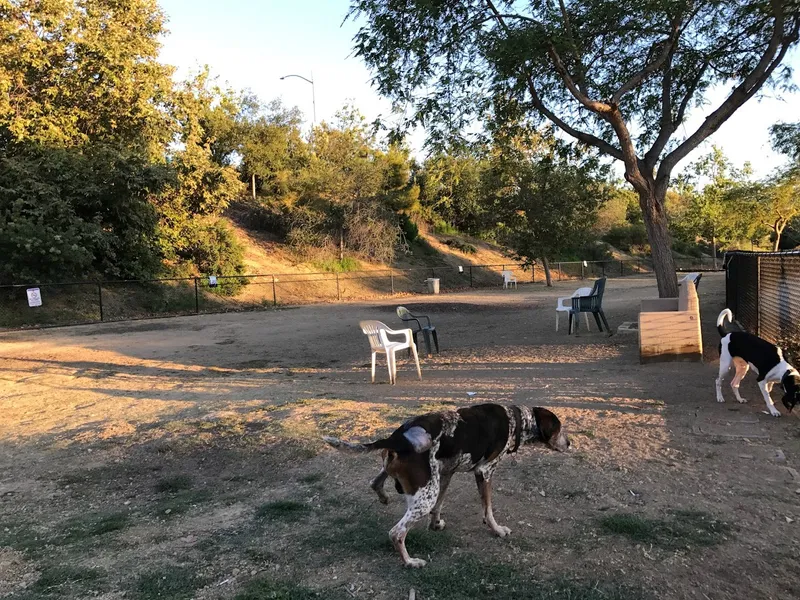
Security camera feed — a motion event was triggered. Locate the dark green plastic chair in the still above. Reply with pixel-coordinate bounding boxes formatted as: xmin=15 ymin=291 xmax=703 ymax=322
xmin=396 ymin=306 xmax=439 ymax=357
xmin=568 ymin=277 xmax=611 ymax=335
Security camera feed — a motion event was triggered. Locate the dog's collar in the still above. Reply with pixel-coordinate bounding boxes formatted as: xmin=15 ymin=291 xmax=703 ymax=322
xmin=510 ymin=406 xmax=523 ymax=454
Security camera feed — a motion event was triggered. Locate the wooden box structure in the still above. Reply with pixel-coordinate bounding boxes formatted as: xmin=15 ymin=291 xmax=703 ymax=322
xmin=638 ymin=281 xmax=703 ymax=363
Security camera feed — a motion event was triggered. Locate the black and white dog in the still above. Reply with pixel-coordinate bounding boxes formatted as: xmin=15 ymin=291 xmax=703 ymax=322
xmin=323 ymin=403 xmax=569 ymax=567
xmin=716 ymin=308 xmax=800 ymax=417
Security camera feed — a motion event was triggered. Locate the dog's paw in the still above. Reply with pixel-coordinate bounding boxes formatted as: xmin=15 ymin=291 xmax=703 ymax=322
xmin=429 ymin=519 xmax=446 ymax=531
xmin=716 ymin=397 xmax=725 ymax=403
xmin=736 ymin=398 xmax=748 ymax=403
xmin=769 ymin=410 xmax=782 ymax=418
xmin=493 ymin=526 xmax=512 ymax=537
xmin=405 ymin=558 xmax=427 ymax=568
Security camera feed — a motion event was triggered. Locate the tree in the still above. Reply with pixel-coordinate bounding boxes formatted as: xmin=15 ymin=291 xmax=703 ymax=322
xmin=483 ymin=133 xmax=607 ymax=286
xmin=769 ymin=122 xmax=800 ymax=162
xmin=0 ymin=0 xmax=173 ymax=154
xmin=758 ymin=175 xmax=800 ymax=250
xmin=349 ymin=0 xmax=800 ymax=297
xmin=678 ymin=146 xmax=754 ymax=265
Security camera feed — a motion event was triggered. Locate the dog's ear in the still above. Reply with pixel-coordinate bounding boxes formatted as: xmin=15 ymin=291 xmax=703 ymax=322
xmin=533 ymin=408 xmax=571 ymax=451
xmin=532 ymin=408 xmax=561 ymax=442
xmin=403 ymin=426 xmax=433 ymax=453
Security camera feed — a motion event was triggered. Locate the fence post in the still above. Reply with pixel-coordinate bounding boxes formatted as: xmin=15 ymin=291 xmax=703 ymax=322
xmin=390 ymin=270 xmax=394 ymax=295
xmin=431 ymin=267 xmax=435 ymax=278
xmin=580 ymin=262 xmax=585 ymax=279
xmin=620 ymin=260 xmax=624 ymax=276
xmin=194 ymin=278 xmax=199 ymax=314
xmin=272 ymin=275 xmax=277 ymax=306
xmin=469 ymin=266 xmax=473 ymax=287
xmin=557 ymin=263 xmax=561 ymax=282
xmin=97 ymin=283 xmax=104 ymax=322
xmin=336 ymin=272 xmax=341 ymax=301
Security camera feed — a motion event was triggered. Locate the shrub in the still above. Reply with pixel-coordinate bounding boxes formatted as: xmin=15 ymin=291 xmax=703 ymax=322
xmin=400 ymin=214 xmax=419 ymax=243
xmin=603 ymin=223 xmax=649 ymax=252
xmin=433 ymin=220 xmax=459 ymax=235
xmin=175 ymin=219 xmax=247 ymax=296
xmin=443 ymin=239 xmax=477 ymax=254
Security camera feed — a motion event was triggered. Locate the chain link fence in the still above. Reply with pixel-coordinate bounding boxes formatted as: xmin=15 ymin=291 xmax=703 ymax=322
xmin=1 ymin=257 xmax=721 ymax=329
xmin=725 ymin=250 xmax=800 ymax=357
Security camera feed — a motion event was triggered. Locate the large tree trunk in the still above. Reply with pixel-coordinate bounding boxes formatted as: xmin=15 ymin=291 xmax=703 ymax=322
xmin=637 ymin=186 xmax=679 ymax=298
xmin=542 ymin=257 xmax=553 ymax=287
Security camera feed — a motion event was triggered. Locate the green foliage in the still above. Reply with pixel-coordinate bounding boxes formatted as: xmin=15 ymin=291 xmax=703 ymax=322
xmin=0 ymin=144 xmax=168 ymax=284
xmin=770 ymin=122 xmax=800 ymax=163
xmin=433 ymin=220 xmax=460 ymax=236
xmin=603 ymin=224 xmax=649 ymax=253
xmin=599 ymin=511 xmax=730 ymax=550
xmin=399 ymin=214 xmax=419 ymax=243
xmin=485 ymin=132 xmax=608 ymax=267
xmin=0 ymin=0 xmax=174 ymax=152
xmin=312 ymin=257 xmax=361 ymax=273
xmin=443 ymin=239 xmax=477 ymax=254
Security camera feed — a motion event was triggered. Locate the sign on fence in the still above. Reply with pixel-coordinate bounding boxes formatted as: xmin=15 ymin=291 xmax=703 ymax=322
xmin=208 ymin=276 xmax=218 ymax=288
xmin=26 ymin=288 xmax=42 ymax=307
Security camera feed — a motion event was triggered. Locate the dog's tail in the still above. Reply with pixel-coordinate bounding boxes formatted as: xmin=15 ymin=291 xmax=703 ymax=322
xmin=322 ymin=436 xmax=389 ymax=453
xmin=717 ymin=308 xmax=734 ymax=337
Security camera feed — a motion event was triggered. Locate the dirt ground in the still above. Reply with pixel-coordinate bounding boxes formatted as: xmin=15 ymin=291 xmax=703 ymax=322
xmin=0 ymin=273 xmax=799 ymax=600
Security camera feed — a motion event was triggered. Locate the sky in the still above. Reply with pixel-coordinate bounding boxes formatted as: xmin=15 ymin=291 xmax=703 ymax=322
xmin=157 ymin=0 xmax=800 ymax=179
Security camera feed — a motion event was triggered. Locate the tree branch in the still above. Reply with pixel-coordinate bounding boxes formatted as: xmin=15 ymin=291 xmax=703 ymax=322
xmin=483 ymin=0 xmax=624 ymax=161
xmin=643 ymin=48 xmax=675 ymax=168
xmin=557 ymin=0 xmax=588 ymax=94
xmin=547 ymin=45 xmax=612 ymax=113
xmin=611 ymin=20 xmax=681 ymax=104
xmin=657 ymin=3 xmax=798 ymax=182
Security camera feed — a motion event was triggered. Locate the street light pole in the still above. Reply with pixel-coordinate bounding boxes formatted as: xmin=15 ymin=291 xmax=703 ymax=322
xmin=279 ymin=72 xmax=316 ymax=124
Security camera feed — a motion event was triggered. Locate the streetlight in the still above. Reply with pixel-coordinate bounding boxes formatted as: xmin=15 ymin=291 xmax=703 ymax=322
xmin=279 ymin=72 xmax=316 ymax=124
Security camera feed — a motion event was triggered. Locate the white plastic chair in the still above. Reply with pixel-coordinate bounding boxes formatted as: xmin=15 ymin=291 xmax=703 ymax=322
xmin=359 ymin=320 xmax=421 ymax=384
xmin=501 ymin=270 xmax=518 ymax=289
xmin=556 ymin=287 xmax=592 ymax=332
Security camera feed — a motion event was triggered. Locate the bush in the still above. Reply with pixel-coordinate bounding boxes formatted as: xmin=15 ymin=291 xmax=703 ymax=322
xmin=603 ymin=223 xmax=649 ymax=252
xmin=399 ymin=214 xmax=419 ymax=243
xmin=175 ymin=219 xmax=248 ymax=296
xmin=433 ymin=220 xmax=459 ymax=235
xmin=443 ymin=239 xmax=477 ymax=254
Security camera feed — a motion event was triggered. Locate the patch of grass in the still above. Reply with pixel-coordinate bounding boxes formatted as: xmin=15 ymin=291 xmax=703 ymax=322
xmin=599 ymin=510 xmax=730 ymax=550
xmin=574 ymin=429 xmax=596 ymax=439
xmin=0 ymin=521 xmax=52 ymax=553
xmin=32 ymin=565 xmax=106 ymax=595
xmin=154 ymin=474 xmax=194 ymax=493
xmin=433 ymin=221 xmax=459 ymax=235
xmin=401 ymin=556 xmax=643 ymax=600
xmin=234 ymin=576 xmax=350 ymax=600
xmin=155 ymin=489 xmax=213 ymax=518
xmin=62 ymin=511 xmax=130 ymax=542
xmin=299 ymin=473 xmax=323 ymax=484
xmin=255 ymin=500 xmax=308 ymax=522
xmin=312 ymin=257 xmax=361 ymax=273
xmin=133 ymin=566 xmax=208 ymax=600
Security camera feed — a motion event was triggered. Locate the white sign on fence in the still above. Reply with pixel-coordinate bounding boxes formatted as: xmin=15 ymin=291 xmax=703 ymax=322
xmin=26 ymin=288 xmax=42 ymax=307
xmin=208 ymin=276 xmax=218 ymax=287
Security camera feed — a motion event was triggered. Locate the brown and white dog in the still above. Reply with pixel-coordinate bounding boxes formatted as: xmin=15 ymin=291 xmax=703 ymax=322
xmin=323 ymin=403 xmax=569 ymax=567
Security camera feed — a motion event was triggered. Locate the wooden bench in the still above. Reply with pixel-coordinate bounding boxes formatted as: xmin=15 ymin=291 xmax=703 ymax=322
xmin=638 ymin=280 xmax=703 ymax=363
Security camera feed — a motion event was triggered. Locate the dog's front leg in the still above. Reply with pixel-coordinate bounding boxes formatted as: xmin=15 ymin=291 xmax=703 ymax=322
xmin=390 ymin=482 xmax=439 ymax=568
xmin=370 ymin=469 xmax=390 ymax=504
xmin=759 ymin=381 xmax=781 ymax=417
xmin=428 ymin=469 xmax=453 ymax=531
xmin=475 ymin=469 xmax=510 ymax=537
